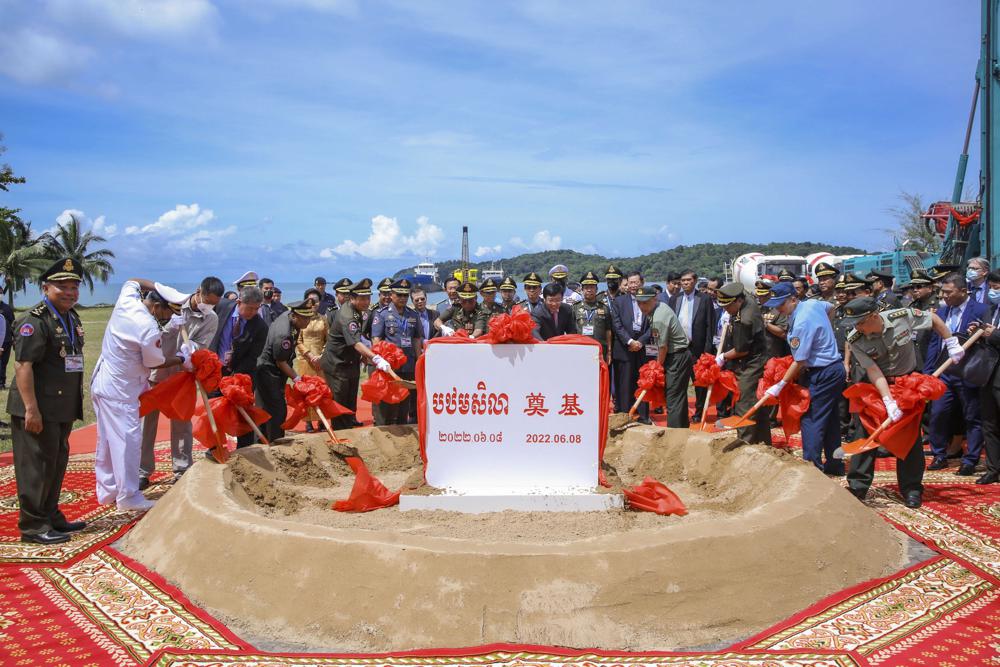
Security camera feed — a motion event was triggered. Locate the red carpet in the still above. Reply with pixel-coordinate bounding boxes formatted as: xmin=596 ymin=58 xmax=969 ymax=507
xmin=0 ymin=397 xmax=998 ymax=666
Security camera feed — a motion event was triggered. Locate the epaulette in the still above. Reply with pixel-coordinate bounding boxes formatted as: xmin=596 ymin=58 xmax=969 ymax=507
xmin=30 ymin=303 xmax=47 ymax=317
xmin=847 ymin=329 xmax=863 ymax=343
xmin=886 ymin=309 xmax=909 ymax=321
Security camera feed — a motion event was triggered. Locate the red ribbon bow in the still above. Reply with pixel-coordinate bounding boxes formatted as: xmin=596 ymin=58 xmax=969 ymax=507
xmin=139 ymin=349 xmax=223 ymax=421
xmin=192 ymin=373 xmax=270 ymax=449
xmin=480 ymin=307 xmax=537 ymax=344
xmin=692 ymin=353 xmax=740 ymax=404
xmin=842 ymin=372 xmax=946 ymax=457
xmin=755 ymin=356 xmax=810 ymax=439
xmin=633 ymin=359 xmax=666 ymax=410
xmin=360 ymin=341 xmax=410 ymax=405
xmin=283 ymin=375 xmax=354 ymax=429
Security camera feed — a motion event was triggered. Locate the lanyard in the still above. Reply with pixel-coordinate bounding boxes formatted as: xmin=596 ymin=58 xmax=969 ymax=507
xmin=43 ymin=297 xmax=75 ymax=351
xmin=583 ymin=306 xmax=597 ymax=324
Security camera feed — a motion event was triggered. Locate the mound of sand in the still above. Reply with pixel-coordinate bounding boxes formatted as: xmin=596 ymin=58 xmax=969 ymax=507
xmin=120 ymin=424 xmax=908 ymax=653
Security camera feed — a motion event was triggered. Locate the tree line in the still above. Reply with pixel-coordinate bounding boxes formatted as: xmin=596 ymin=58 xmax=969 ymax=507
xmin=0 ymin=135 xmax=115 ymax=307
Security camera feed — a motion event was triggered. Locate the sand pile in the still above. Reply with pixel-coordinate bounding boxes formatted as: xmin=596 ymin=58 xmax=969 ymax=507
xmin=120 ymin=424 xmax=908 ymax=652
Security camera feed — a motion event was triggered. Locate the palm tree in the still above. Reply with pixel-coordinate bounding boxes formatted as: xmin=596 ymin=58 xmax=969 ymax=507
xmin=42 ymin=214 xmax=115 ymax=292
xmin=0 ymin=214 xmax=50 ymax=306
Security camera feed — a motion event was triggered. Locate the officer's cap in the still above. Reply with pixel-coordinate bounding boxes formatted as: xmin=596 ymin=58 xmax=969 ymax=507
xmin=777 ymin=268 xmax=795 ymax=282
xmin=499 ymin=276 xmax=517 ymax=290
xmin=754 ymin=278 xmax=773 ymax=297
xmin=377 ymin=277 xmax=393 ymax=293
xmin=764 ymin=281 xmax=796 ymax=308
xmin=288 ymin=299 xmax=316 ymax=317
xmin=634 ymin=286 xmax=658 ymax=302
xmin=841 ymin=272 xmax=867 ymax=290
xmin=716 ymin=282 xmax=745 ymax=305
xmin=523 ymin=272 xmax=543 ymax=287
xmin=391 ymin=278 xmax=412 ymax=295
xmin=235 ymin=270 xmax=258 ymax=288
xmin=866 ymin=270 xmax=894 ymax=283
xmin=479 ymin=277 xmax=499 ymax=293
xmin=834 ymin=277 xmax=847 ymax=290
xmin=549 ymin=264 xmax=569 ymax=279
xmin=349 ymin=278 xmax=373 ymax=296
xmin=457 ymin=282 xmax=478 ymax=299
xmin=40 ymin=257 xmax=83 ymax=283
xmin=333 ymin=278 xmax=353 ymax=293
xmin=908 ymin=270 xmax=932 ymax=286
xmin=152 ymin=282 xmax=191 ymax=314
xmin=579 ymin=270 xmax=600 ymax=286
xmin=814 ymin=262 xmax=838 ymax=278
xmin=605 ymin=264 xmax=623 ymax=280
xmin=928 ymin=264 xmax=959 ymax=282
xmin=841 ymin=296 xmax=880 ymax=323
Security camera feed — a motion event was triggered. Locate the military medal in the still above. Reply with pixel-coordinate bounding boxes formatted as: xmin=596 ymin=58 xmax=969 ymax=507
xmin=60 ymin=348 xmax=67 ymax=358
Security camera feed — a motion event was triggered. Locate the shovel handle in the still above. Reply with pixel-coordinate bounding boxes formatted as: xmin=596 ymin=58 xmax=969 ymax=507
xmin=315 ymin=410 xmax=349 ymax=446
xmin=931 ymin=328 xmax=984 ymax=378
xmin=180 ymin=326 xmax=228 ymax=458
xmin=628 ymin=390 xmax=648 ymax=419
xmin=237 ymin=405 xmax=269 ymax=445
xmin=728 ymin=394 xmax=769 ymax=428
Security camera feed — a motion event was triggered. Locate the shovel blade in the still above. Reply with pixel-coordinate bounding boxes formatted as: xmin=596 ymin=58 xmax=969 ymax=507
xmin=716 ymin=415 xmax=756 ymax=430
xmin=393 ymin=379 xmax=417 ymax=390
xmin=688 ymin=422 xmax=715 ymax=432
xmin=841 ymin=437 xmax=881 ymax=455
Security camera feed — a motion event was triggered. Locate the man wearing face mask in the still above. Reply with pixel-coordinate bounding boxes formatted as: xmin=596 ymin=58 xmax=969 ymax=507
xmin=139 ymin=277 xmax=223 ymax=489
xmin=92 ymin=278 xmax=192 ymax=512
xmin=258 ymin=278 xmax=277 ymax=325
xmin=966 ymin=257 xmax=990 ymax=305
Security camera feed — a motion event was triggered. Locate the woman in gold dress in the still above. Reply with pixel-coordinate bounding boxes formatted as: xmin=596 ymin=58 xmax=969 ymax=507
xmin=295 ymin=289 xmax=329 ymax=432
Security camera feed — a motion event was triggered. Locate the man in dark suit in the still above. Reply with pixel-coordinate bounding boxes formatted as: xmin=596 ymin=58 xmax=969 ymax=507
xmin=611 ymin=271 xmax=653 ymax=422
xmin=668 ymin=269 xmax=717 ymax=421
xmin=976 ymin=270 xmax=1000 ymax=485
xmin=924 ymin=273 xmax=988 ymax=474
xmin=410 ymin=287 xmax=438 ymax=341
xmin=211 ymin=285 xmax=269 ymax=447
xmin=0 ymin=296 xmax=13 ymax=391
xmin=532 ymin=283 xmax=578 ymax=340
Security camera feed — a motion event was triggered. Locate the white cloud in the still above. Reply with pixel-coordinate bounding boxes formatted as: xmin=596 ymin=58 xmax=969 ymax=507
xmin=264 ymin=0 xmax=358 ymax=15
xmin=509 ymin=229 xmax=562 ymax=252
xmin=0 ymin=28 xmax=92 ymax=85
xmin=45 ymin=0 xmax=219 ymax=40
xmin=55 ymin=209 xmax=118 ymax=237
xmin=319 ymin=247 xmax=336 ymax=259
xmin=125 ymin=203 xmax=214 ymax=235
xmin=474 ymin=244 xmax=502 ymax=258
xmin=334 ymin=214 xmax=444 ymax=259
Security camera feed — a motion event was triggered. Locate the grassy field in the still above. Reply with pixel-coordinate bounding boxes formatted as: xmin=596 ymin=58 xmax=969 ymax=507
xmin=0 ymin=306 xmax=112 ymax=453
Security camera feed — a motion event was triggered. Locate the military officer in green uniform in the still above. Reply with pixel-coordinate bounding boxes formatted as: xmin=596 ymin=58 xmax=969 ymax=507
xmin=842 ymin=296 xmax=955 ymax=507
xmin=499 ymin=276 xmax=520 ymax=314
xmin=906 ymin=270 xmax=937 ymax=369
xmin=332 ymin=277 xmax=353 ymax=309
xmin=477 ymin=278 xmax=505 ymax=333
xmin=434 ymin=282 xmax=486 ymax=337
xmin=776 ymin=268 xmax=795 ymax=283
xmin=598 ymin=264 xmax=624 ymax=311
xmin=757 ymin=278 xmax=790 ymax=361
xmin=371 ymin=279 xmax=423 ymax=425
xmin=716 ymin=282 xmax=771 ymax=445
xmin=866 ymin=270 xmax=900 ymax=309
xmin=7 ymin=258 xmax=87 ymax=545
xmin=573 ymin=271 xmax=613 ymax=364
xmin=814 ymin=262 xmax=839 ymax=303
xmin=322 ymin=279 xmax=384 ymax=429
xmin=521 ymin=272 xmax=544 ymax=313
xmin=256 ymin=300 xmax=315 ymax=441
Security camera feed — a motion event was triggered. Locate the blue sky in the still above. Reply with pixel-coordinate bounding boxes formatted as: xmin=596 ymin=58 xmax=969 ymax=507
xmin=0 ymin=0 xmax=983 ymax=283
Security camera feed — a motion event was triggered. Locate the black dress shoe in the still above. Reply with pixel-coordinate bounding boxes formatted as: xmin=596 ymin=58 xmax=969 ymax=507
xmin=848 ymin=487 xmax=868 ymax=502
xmin=903 ymin=491 xmax=922 ymax=508
xmin=138 ymin=477 xmax=150 ymax=491
xmin=927 ymin=458 xmax=949 ymax=471
xmin=977 ymin=471 xmax=1000 ymax=485
xmin=52 ymin=520 xmax=87 ymax=532
xmin=21 ymin=530 xmax=70 ymax=545
xmin=956 ymin=464 xmax=976 ymax=476
xmin=638 ymin=418 xmax=653 ymax=425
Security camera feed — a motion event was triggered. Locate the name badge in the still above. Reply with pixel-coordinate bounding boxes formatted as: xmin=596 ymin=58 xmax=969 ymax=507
xmin=582 ymin=325 xmax=595 ymax=336
xmin=401 ymin=336 xmax=412 ymax=348
xmin=644 ymin=344 xmax=658 ymax=357
xmin=65 ymin=354 xmax=85 ymax=373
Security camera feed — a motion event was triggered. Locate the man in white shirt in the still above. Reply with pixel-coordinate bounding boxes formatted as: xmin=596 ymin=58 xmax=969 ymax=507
xmin=91 ymin=279 xmax=192 ymax=512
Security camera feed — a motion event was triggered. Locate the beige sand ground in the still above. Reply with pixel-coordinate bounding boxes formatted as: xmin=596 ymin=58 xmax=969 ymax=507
xmin=120 ymin=420 xmax=908 ymax=652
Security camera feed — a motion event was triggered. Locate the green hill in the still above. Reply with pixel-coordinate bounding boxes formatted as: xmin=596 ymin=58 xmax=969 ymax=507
xmin=397 ymin=242 xmax=868 ymax=283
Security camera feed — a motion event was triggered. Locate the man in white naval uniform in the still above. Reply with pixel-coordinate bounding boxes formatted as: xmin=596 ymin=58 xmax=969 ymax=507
xmin=91 ymin=278 xmax=191 ymax=511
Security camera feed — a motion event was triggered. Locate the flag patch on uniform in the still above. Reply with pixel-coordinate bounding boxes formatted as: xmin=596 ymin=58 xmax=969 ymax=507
xmin=349 ymin=322 xmax=359 ymax=333
xmin=281 ymin=339 xmax=291 ymax=349
xmin=19 ymin=323 xmax=34 ymax=337
xmin=789 ymin=336 xmax=800 ymax=349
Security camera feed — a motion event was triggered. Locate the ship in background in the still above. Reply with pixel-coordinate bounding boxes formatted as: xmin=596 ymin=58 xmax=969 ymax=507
xmin=480 ymin=261 xmax=504 ymax=281
xmin=396 ymin=259 xmax=443 ymax=292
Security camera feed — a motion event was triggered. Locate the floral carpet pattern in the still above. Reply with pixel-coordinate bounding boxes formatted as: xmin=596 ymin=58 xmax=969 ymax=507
xmin=0 ymin=437 xmax=997 ymax=666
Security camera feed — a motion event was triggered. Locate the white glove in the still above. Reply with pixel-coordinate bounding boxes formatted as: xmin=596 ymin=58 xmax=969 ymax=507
xmin=882 ymin=395 xmax=903 ymax=423
xmin=440 ymin=325 xmax=456 ymax=337
xmin=179 ymin=340 xmax=197 ymax=370
xmin=165 ymin=314 xmax=184 ymax=333
xmin=715 ymin=352 xmax=726 ymax=367
xmin=765 ymin=380 xmax=786 ymax=399
xmin=372 ymin=355 xmax=392 ymax=373
xmin=944 ymin=336 xmax=965 ymax=365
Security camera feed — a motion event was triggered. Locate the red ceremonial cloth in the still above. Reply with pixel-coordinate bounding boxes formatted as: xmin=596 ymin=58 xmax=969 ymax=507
xmin=479 ymin=306 xmax=537 ymax=344
xmin=692 ymin=353 xmax=740 ymax=404
xmin=634 ymin=359 xmax=666 ymax=410
xmin=282 ymin=375 xmax=354 ymax=429
xmin=415 ymin=333 xmax=612 ymax=487
xmin=756 ymin=356 xmax=810 ymax=439
xmin=842 ymin=372 xmax=947 ymax=458
xmin=139 ymin=349 xmax=222 ymax=420
xmin=332 ymin=456 xmax=401 ymax=512
xmin=192 ymin=374 xmax=270 ymax=448
xmin=360 ymin=341 xmax=410 ymax=405
xmin=622 ymin=477 xmax=687 ymax=516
